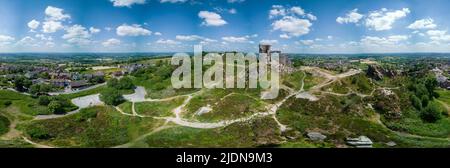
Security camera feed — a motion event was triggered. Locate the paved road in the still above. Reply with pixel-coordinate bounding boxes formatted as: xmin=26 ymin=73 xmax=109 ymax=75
xmin=34 ymin=94 xmax=103 ymax=120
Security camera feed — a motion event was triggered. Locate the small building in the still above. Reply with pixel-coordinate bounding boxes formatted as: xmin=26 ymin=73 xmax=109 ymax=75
xmin=112 ymin=71 xmax=124 ymax=77
xmin=50 ymin=79 xmax=69 ymax=88
xmin=93 ymin=71 xmax=105 ymax=77
xmin=70 ymin=80 xmax=89 ymax=89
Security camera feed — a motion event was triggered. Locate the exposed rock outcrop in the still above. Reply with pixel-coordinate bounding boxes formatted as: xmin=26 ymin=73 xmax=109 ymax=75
xmin=367 ymin=65 xmax=398 ymax=80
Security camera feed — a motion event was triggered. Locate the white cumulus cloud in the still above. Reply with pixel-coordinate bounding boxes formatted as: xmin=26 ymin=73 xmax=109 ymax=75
xmin=407 ymin=18 xmax=437 ymax=29
xmin=260 ymin=39 xmax=278 ymax=45
xmin=45 ymin=6 xmax=71 ymax=21
xmin=89 ymin=27 xmax=101 ymax=34
xmin=0 ymin=35 xmax=15 ymax=46
xmin=222 ymin=35 xmax=254 ymax=43
xmin=156 ymin=39 xmax=180 ymax=45
xmin=42 ymin=21 xmax=64 ymax=33
xmin=102 ymin=38 xmax=121 ymax=47
xmin=28 ymin=20 xmax=40 ymax=30
xmin=365 ymin=8 xmax=410 ymax=31
xmin=160 ymin=0 xmax=187 ymax=3
xmin=272 ymin=16 xmax=312 ymax=38
xmin=427 ymin=30 xmax=450 ymax=42
xmin=116 ymin=24 xmax=151 ymax=36
xmin=62 ymin=25 xmax=92 ymax=45
xmin=198 ymin=11 xmax=227 ymax=26
xmin=336 ymin=9 xmax=364 ymax=24
xmin=110 ymin=0 xmax=146 ymax=7
xmin=361 ymin=35 xmax=409 ymax=46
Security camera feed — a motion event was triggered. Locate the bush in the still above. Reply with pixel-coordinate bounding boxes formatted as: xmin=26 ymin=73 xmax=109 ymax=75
xmin=26 ymin=125 xmax=51 ymax=140
xmin=410 ymin=95 xmax=422 ymax=110
xmin=0 ymin=116 xmax=10 ymax=135
xmin=100 ymin=88 xmax=124 ymax=106
xmin=75 ymin=109 xmax=98 ymax=122
xmin=38 ymin=96 xmax=50 ymax=106
xmin=421 ymin=95 xmax=429 ymax=107
xmin=48 ymin=101 xmax=64 ymax=114
xmin=119 ymin=76 xmax=134 ymax=90
xmin=420 ymin=102 xmax=442 ymax=123
xmin=107 ymin=77 xmax=135 ymax=90
xmin=3 ymin=100 xmax=12 ymax=106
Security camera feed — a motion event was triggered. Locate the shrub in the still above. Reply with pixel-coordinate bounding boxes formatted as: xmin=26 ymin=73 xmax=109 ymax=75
xmin=38 ymin=96 xmax=50 ymax=106
xmin=48 ymin=101 xmax=64 ymax=114
xmin=421 ymin=95 xmax=429 ymax=107
xmin=420 ymin=102 xmax=442 ymax=123
xmin=75 ymin=108 xmax=99 ymax=122
xmin=410 ymin=95 xmax=422 ymax=110
xmin=3 ymin=100 xmax=12 ymax=106
xmin=100 ymin=88 xmax=124 ymax=106
xmin=26 ymin=125 xmax=51 ymax=140
xmin=0 ymin=116 xmax=10 ymax=135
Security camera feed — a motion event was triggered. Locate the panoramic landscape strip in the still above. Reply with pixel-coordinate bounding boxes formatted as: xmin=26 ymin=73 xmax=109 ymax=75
xmin=0 ymin=0 xmax=449 ymax=149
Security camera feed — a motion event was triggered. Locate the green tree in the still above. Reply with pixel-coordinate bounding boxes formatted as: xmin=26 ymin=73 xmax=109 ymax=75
xmin=38 ymin=96 xmax=50 ymax=106
xmin=292 ymin=59 xmax=304 ymax=67
xmin=410 ymin=95 xmax=422 ymax=110
xmin=13 ymin=76 xmax=31 ymax=92
xmin=48 ymin=100 xmax=64 ymax=114
xmin=119 ymin=76 xmax=134 ymax=90
xmin=420 ymin=102 xmax=442 ymax=123
xmin=100 ymin=88 xmax=124 ymax=106
xmin=29 ymin=84 xmax=41 ymax=95
xmin=425 ymin=77 xmax=438 ymax=98
xmin=421 ymin=95 xmax=429 ymax=107
xmin=107 ymin=78 xmax=119 ymax=88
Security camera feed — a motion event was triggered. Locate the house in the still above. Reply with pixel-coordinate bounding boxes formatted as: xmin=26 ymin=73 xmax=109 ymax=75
xmin=24 ymin=71 xmax=39 ymax=79
xmin=93 ymin=71 xmax=105 ymax=77
xmin=112 ymin=71 xmax=124 ymax=77
xmin=50 ymin=79 xmax=69 ymax=88
xmin=70 ymin=80 xmax=89 ymax=89
xmin=32 ymin=78 xmax=47 ymax=85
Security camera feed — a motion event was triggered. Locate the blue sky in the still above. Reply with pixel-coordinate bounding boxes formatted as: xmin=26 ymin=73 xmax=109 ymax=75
xmin=0 ymin=0 xmax=450 ymax=53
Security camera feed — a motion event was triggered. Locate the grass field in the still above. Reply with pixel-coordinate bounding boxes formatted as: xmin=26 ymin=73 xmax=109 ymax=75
xmin=322 ymin=74 xmax=374 ymax=94
xmin=0 ymin=90 xmax=49 ymax=115
xmin=437 ymin=89 xmax=450 ymax=105
xmin=135 ymin=97 xmax=185 ymax=117
xmin=282 ymin=71 xmax=305 ymax=90
xmin=21 ymin=106 xmax=164 ymax=147
xmin=184 ymin=89 xmax=266 ymax=122
xmin=383 ymin=106 xmax=450 ymax=138
xmin=131 ymin=117 xmax=281 ymax=148
xmin=117 ymin=101 xmax=133 ymax=114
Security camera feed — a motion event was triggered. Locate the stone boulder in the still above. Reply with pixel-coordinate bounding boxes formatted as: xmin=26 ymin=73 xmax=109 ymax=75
xmin=367 ymin=65 xmax=384 ymax=80
xmin=346 ymin=136 xmax=373 ymax=148
xmin=306 ymin=132 xmax=327 ymax=141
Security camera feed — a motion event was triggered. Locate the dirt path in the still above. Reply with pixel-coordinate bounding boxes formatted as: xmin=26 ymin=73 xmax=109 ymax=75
xmin=0 ymin=120 xmax=20 ymax=140
xmin=22 ymin=136 xmax=54 ymax=148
